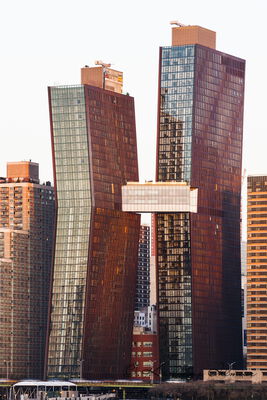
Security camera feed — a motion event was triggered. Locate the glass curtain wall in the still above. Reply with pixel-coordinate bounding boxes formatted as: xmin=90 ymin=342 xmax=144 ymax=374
xmin=157 ymin=45 xmax=195 ymax=378
xmin=47 ymin=86 xmax=91 ymax=378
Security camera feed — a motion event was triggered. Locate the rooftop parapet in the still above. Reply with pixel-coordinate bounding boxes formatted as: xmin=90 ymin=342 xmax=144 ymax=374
xmin=171 ymin=25 xmax=216 ymax=49
xmin=6 ymin=161 xmax=39 ymax=184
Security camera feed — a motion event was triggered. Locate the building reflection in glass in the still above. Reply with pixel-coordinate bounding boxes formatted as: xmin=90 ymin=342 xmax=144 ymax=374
xmin=46 ymin=80 xmax=140 ymax=380
xmin=156 ymin=27 xmax=245 ymax=379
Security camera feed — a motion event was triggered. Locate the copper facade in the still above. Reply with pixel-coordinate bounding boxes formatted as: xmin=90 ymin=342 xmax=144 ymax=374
xmin=172 ymin=25 xmax=216 ymax=49
xmin=156 ymin=42 xmax=245 ymax=378
xmin=46 ymin=84 xmax=140 ymax=379
xmin=0 ymin=164 xmax=54 ymax=380
xmin=247 ymin=176 xmax=267 ymax=369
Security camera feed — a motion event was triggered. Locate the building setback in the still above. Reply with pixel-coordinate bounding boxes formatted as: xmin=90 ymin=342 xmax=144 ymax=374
xmin=45 ymin=67 xmax=140 ymax=379
xmin=0 ymin=161 xmax=54 ymax=379
xmin=247 ymin=176 xmax=267 ymax=369
xmin=156 ymin=25 xmax=245 ymax=378
xmin=135 ymin=224 xmax=150 ymax=311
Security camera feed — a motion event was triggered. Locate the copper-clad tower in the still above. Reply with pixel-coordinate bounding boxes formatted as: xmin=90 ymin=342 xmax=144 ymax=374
xmin=46 ymin=66 xmax=140 ymax=379
xmin=156 ymin=25 xmax=245 ymax=378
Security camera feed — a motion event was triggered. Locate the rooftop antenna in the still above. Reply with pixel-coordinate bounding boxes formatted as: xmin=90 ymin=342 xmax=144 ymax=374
xmin=170 ymin=20 xmax=186 ymax=27
xmin=95 ymin=60 xmax=112 ymax=89
xmin=95 ymin=60 xmax=111 ymax=68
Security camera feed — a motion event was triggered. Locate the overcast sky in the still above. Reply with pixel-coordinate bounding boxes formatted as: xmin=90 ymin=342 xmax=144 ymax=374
xmin=0 ymin=0 xmax=266 ymax=196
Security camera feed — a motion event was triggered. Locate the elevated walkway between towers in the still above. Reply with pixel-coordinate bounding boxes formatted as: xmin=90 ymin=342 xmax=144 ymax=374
xmin=122 ymin=182 xmax=198 ymax=213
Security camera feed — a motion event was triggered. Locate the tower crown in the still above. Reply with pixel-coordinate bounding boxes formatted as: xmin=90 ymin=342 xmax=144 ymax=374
xmin=81 ymin=64 xmax=123 ymax=93
xmin=172 ymin=25 xmax=216 ymax=49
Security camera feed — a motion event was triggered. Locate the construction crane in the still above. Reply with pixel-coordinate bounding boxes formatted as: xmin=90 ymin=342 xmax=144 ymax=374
xmin=170 ymin=20 xmax=186 ymax=27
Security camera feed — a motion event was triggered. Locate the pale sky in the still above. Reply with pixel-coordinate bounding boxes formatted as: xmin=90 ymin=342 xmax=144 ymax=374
xmin=0 ymin=0 xmax=266 ymax=203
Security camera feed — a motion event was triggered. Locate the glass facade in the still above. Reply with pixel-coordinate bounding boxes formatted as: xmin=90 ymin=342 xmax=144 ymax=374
xmin=47 ymin=86 xmax=90 ymax=378
xmin=47 ymin=84 xmax=140 ymax=379
xmin=157 ymin=43 xmax=245 ymax=378
xmin=157 ymin=45 xmax=195 ymax=378
xmin=191 ymin=45 xmax=244 ymax=376
xmin=158 ymin=45 xmax=195 ymax=183
xmin=157 ymin=212 xmax=192 ymax=377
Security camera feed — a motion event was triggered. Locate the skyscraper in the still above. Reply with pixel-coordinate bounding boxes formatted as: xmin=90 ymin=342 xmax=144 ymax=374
xmin=46 ymin=66 xmax=140 ymax=379
xmin=135 ymin=224 xmax=150 ymax=311
xmin=0 ymin=161 xmax=54 ymax=379
xmin=247 ymin=176 xmax=267 ymax=369
xmin=150 ymin=214 xmax=157 ymax=306
xmin=156 ymin=25 xmax=245 ymax=378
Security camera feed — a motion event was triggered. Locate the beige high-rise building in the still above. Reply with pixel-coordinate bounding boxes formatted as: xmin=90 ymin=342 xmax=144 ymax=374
xmin=247 ymin=176 xmax=267 ymax=369
xmin=0 ymin=161 xmax=54 ymax=379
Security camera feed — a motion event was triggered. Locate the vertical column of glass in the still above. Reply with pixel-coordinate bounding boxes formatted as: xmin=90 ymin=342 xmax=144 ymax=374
xmin=159 ymin=45 xmax=194 ymax=183
xmin=157 ymin=46 xmax=195 ymax=378
xmin=157 ymin=213 xmax=192 ymax=377
xmin=48 ymin=86 xmax=91 ymax=378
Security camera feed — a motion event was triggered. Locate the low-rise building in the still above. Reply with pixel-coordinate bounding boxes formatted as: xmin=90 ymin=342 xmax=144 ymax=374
xmin=204 ymin=369 xmax=267 ymax=384
xmin=134 ymin=305 xmax=157 ymax=333
xmin=130 ymin=327 xmax=159 ymax=382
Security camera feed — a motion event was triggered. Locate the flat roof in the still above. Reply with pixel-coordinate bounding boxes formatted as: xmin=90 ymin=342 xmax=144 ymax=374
xmin=126 ymin=181 xmax=190 ymax=186
xmin=13 ymin=381 xmax=76 ymax=387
